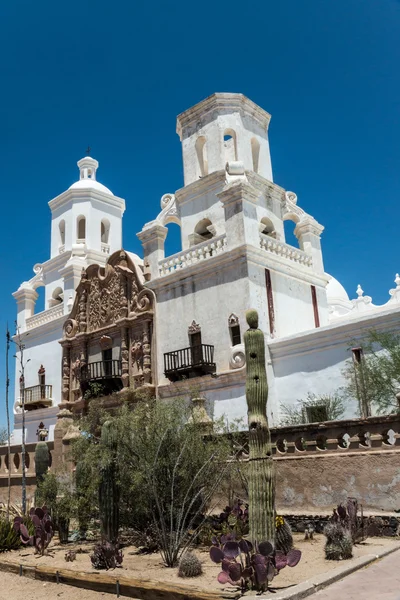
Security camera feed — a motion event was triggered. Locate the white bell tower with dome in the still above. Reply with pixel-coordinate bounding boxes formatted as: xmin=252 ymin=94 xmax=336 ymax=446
xmin=12 ymin=154 xmax=126 ymax=445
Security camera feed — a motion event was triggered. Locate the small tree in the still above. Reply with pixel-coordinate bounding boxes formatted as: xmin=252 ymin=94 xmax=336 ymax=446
xmin=342 ymin=330 xmax=400 ymax=415
xmin=71 ymin=399 xmax=234 ymax=567
xmin=280 ymin=393 xmax=345 ymax=426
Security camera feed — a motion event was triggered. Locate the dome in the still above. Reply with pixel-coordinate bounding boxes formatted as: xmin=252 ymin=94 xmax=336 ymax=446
xmin=69 ymin=179 xmax=113 ymax=195
xmin=326 ymin=274 xmax=350 ymax=303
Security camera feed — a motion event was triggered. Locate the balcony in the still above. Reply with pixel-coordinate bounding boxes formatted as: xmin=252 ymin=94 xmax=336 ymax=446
xmin=21 ymin=385 xmax=53 ymax=410
xmin=164 ymin=344 xmax=216 ymax=382
xmin=81 ymin=360 xmax=122 ymax=382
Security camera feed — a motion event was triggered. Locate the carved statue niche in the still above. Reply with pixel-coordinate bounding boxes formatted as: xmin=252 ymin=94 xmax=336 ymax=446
xmin=131 ymin=336 xmax=143 ymax=374
xmin=121 ymin=328 xmax=129 ymax=387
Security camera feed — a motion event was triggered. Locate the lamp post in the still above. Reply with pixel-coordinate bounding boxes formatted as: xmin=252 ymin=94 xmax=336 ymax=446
xmin=14 ymin=325 xmax=30 ymax=515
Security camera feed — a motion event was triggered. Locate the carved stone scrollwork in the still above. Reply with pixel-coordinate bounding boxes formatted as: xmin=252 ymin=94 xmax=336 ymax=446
xmin=229 ymin=344 xmax=246 ymax=369
xmin=188 ymin=320 xmax=201 ymax=335
xmin=64 ymin=319 xmax=79 ymax=339
xmin=136 ymin=289 xmax=152 ymax=313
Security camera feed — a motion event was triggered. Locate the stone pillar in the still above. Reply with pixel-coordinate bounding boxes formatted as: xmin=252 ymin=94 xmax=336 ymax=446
xmin=61 ymin=344 xmax=71 ymax=409
xmin=121 ymin=327 xmax=129 ymax=387
xmin=187 ymin=396 xmax=213 ymax=435
xmin=12 ymin=288 xmax=38 ymax=331
xmin=217 ymin=180 xmax=261 ymax=249
xmin=294 ymin=218 xmax=325 ymax=274
xmin=142 ymin=321 xmax=152 ymax=385
xmin=59 ymin=260 xmax=87 ymax=315
xmin=53 ymin=409 xmax=76 ymax=471
xmin=137 ymin=223 xmax=168 ymax=281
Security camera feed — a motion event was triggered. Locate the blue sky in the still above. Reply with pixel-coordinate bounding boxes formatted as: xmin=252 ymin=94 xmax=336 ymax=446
xmin=0 ymin=0 xmax=399 ymax=427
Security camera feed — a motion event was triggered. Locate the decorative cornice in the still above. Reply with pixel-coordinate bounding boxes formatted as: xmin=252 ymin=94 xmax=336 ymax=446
xmin=48 ymin=188 xmax=126 ymax=213
xmin=137 ymin=223 xmax=168 ymax=244
xmin=176 ymin=93 xmax=271 ymax=140
xmin=217 ymin=180 xmax=261 ymax=206
xmin=174 ymin=170 xmax=226 ymax=206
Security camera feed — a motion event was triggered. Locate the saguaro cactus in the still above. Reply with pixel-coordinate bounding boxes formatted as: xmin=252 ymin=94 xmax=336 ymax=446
xmin=99 ymin=420 xmax=120 ymax=544
xmin=244 ymin=309 xmax=275 ymax=545
xmin=35 ymin=441 xmax=50 ymax=485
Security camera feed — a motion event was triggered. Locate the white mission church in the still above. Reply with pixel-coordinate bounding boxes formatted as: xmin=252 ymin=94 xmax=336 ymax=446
xmin=11 ymin=93 xmax=400 ymax=445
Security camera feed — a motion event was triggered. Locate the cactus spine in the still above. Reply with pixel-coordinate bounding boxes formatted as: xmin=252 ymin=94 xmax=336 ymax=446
xmin=99 ymin=420 xmax=120 ymax=544
xmin=35 ymin=441 xmax=50 ymax=485
xmin=244 ymin=309 xmax=275 ymax=546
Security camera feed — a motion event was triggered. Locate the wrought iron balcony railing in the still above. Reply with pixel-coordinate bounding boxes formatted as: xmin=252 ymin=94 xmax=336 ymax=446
xmin=21 ymin=385 xmax=53 ymax=409
xmin=80 ymin=359 xmax=122 ymax=382
xmin=164 ymin=344 xmax=216 ymax=381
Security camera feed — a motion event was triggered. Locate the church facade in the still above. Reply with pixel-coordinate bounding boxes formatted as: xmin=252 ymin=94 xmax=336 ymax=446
xmin=11 ymin=93 xmax=400 ymax=448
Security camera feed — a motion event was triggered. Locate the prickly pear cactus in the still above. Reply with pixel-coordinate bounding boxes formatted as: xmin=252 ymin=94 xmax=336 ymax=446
xmin=35 ymin=441 xmax=50 ymax=485
xmin=244 ymin=309 xmax=275 ymax=546
xmin=99 ymin=420 xmax=120 ymax=544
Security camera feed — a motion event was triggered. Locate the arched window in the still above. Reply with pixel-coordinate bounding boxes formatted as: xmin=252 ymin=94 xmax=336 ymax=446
xmin=195 ymin=136 xmax=208 ymax=177
xmin=251 ymin=137 xmax=260 ymax=173
xmin=224 ymin=129 xmax=237 ymax=163
xmin=260 ymin=217 xmax=276 ymax=238
xmin=101 ymin=219 xmax=110 ymax=244
xmin=59 ymin=220 xmax=65 ymax=247
xmin=77 ymin=216 xmax=86 ymax=241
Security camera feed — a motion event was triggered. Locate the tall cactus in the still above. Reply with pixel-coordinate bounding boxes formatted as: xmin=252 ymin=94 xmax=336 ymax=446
xmin=99 ymin=420 xmax=120 ymax=544
xmin=244 ymin=309 xmax=275 ymax=546
xmin=35 ymin=441 xmax=50 ymax=485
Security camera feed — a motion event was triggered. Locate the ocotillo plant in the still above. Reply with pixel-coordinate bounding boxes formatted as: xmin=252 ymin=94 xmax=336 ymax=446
xmin=35 ymin=441 xmax=50 ymax=485
xmin=99 ymin=420 xmax=120 ymax=544
xmin=244 ymin=309 xmax=275 ymax=546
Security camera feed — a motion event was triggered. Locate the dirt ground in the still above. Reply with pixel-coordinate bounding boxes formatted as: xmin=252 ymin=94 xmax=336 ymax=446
xmin=0 ymin=534 xmax=399 ymax=600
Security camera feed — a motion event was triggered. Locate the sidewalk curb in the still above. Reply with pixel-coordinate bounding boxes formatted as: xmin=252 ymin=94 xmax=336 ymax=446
xmin=246 ymin=543 xmax=400 ymax=600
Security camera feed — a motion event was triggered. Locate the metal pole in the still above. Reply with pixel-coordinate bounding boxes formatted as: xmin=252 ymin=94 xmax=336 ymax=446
xmin=5 ymin=327 xmax=11 ymax=521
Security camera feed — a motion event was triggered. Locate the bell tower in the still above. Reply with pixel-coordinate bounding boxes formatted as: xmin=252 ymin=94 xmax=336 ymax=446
xmin=176 ymin=93 xmax=273 ymax=186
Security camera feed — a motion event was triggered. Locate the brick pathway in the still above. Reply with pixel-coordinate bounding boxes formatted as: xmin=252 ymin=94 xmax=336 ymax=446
xmin=313 ymin=549 xmax=400 ymax=600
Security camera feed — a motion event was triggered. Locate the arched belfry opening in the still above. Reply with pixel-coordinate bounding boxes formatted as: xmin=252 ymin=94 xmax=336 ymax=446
xmin=189 ymin=218 xmax=215 ymax=247
xmin=251 ymin=137 xmax=260 ymax=173
xmin=224 ymin=129 xmax=237 ymax=163
xmin=59 ymin=220 xmax=65 ymax=247
xmin=77 ymin=216 xmax=86 ymax=242
xmin=260 ymin=217 xmax=277 ymax=239
xmin=283 ymin=215 xmax=300 ymax=248
xmin=195 ymin=136 xmax=208 ymax=178
xmin=101 ymin=219 xmax=110 ymax=244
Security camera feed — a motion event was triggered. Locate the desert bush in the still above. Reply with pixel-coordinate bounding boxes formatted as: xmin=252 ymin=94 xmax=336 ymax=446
xmin=71 ymin=399 xmax=235 ymax=567
xmin=36 ymin=472 xmax=74 ymax=543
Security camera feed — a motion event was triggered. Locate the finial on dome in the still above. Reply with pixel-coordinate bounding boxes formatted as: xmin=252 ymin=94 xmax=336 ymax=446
xmin=86 ymin=146 xmax=91 ymax=156
xmin=356 ymin=284 xmax=364 ymax=297
xmin=77 ymin=155 xmax=98 ymax=181
xmin=395 ymin=274 xmax=400 ymax=288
